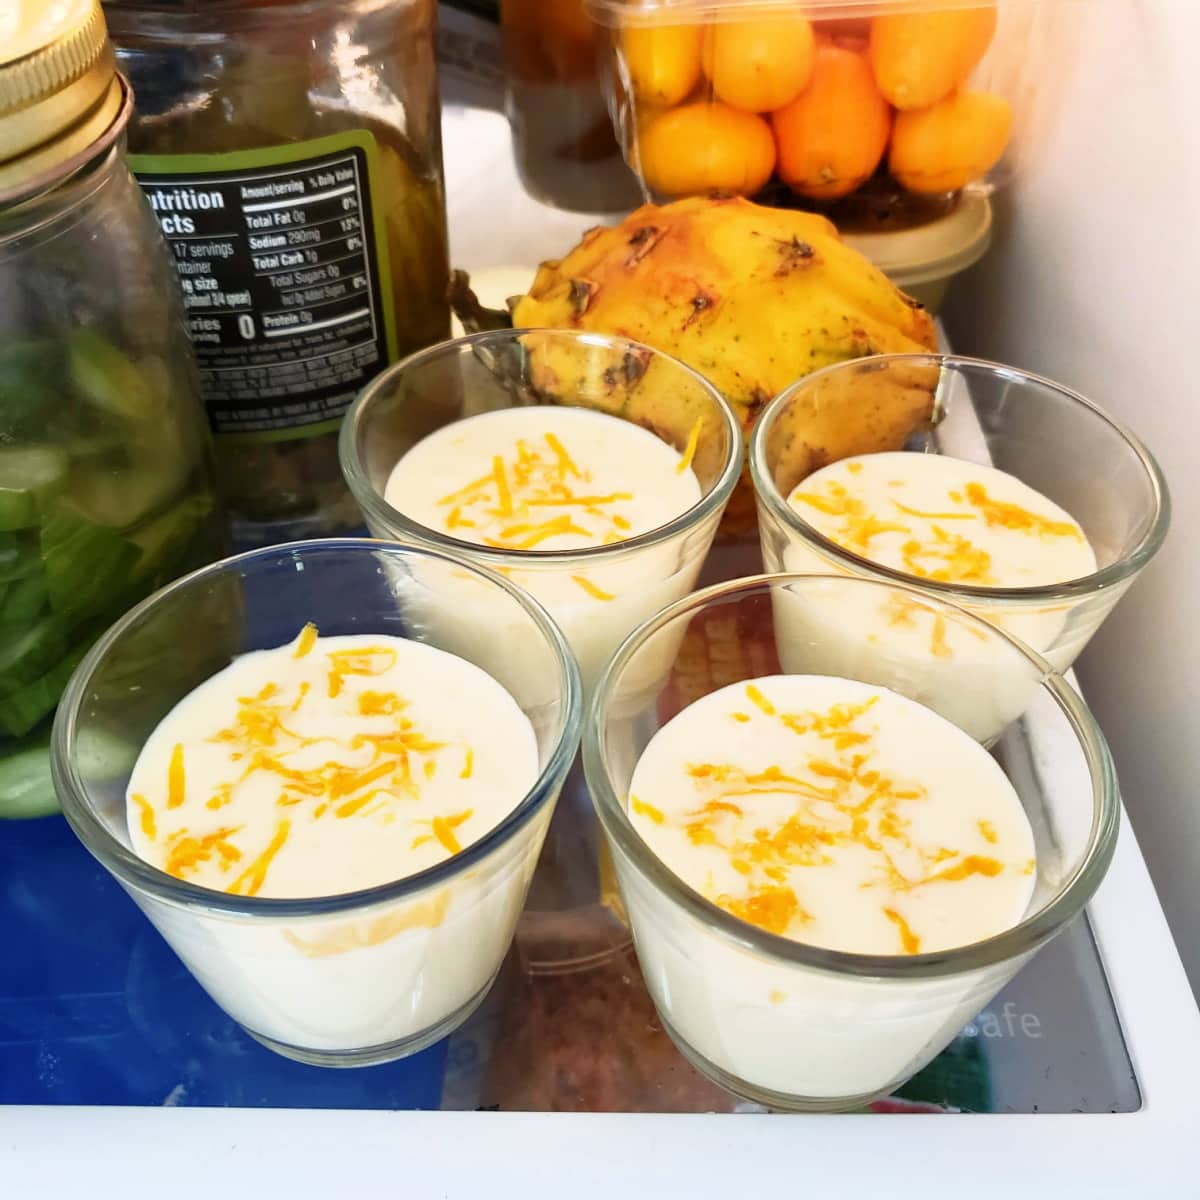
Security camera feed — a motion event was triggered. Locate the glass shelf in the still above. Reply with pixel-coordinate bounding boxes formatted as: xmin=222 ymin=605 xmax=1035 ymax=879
xmin=0 ymin=544 xmax=1138 ymax=1116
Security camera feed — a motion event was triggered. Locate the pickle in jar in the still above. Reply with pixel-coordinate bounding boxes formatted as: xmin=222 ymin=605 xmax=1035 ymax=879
xmin=110 ymin=1 xmax=452 ymax=544
xmin=0 ymin=329 xmax=220 ymax=815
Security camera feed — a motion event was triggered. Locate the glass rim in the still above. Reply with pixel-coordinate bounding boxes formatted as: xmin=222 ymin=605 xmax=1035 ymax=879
xmin=339 ymin=327 xmax=745 ymax=568
xmin=583 ymin=572 xmax=1121 ymax=980
xmin=51 ymin=537 xmax=583 ymax=919
xmin=748 ymin=353 xmax=1171 ymax=606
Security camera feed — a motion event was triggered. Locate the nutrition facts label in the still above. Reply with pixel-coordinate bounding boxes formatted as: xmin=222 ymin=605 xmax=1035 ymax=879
xmin=132 ymin=133 xmax=396 ymax=438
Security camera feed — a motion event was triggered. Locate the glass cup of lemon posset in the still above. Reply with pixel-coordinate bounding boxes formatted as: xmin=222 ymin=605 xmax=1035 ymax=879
xmin=339 ymin=328 xmax=742 ymax=966
xmin=53 ymin=540 xmax=582 ymax=1066
xmin=584 ymin=574 xmax=1120 ymax=1112
xmin=750 ymin=355 xmax=1170 ymax=741
xmin=340 ymin=329 xmax=743 ymax=699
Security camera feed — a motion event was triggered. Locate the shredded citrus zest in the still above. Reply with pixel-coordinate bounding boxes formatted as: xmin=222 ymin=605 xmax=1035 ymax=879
xmin=965 ymin=482 xmax=1083 ymax=540
xmin=902 ymin=527 xmax=995 ymax=584
xmin=283 ymin=892 xmax=451 ymax=957
xmin=205 ymin=786 xmax=232 ymax=811
xmin=143 ymin=627 xmax=485 ymax=895
xmin=227 ymin=821 xmax=291 ymax=897
xmin=631 ymin=795 xmax=665 ymax=824
xmin=492 ymin=455 xmax=513 ymax=516
xmin=434 ymin=432 xmax=637 ymax=551
xmin=437 ymin=471 xmax=492 ymax=506
xmin=544 ymin=431 xmax=581 ymax=480
xmin=358 ymin=690 xmax=405 ymax=716
xmin=460 ymin=748 xmax=473 ymax=780
xmin=789 ymin=474 xmax=1082 ymax=584
xmin=930 ymin=615 xmax=953 ymax=659
xmin=327 ymin=645 xmax=398 ymax=699
xmin=571 ymin=574 xmax=615 ymax=601
xmin=526 ymin=492 xmax=633 ymax=508
xmin=131 ymin=794 xmax=156 ymax=840
xmin=163 ymin=825 xmax=243 ymax=880
xmin=167 ymin=743 xmax=186 ymax=809
xmin=293 ymin=623 xmax=318 ymax=658
xmin=429 ymin=809 xmax=474 ymax=856
xmin=883 ymin=907 xmax=921 ymax=954
xmin=927 ymin=854 xmax=1004 ymax=883
xmin=791 ymin=481 xmax=907 ymax=550
xmin=716 ymin=886 xmax=805 ymax=935
xmin=978 ymin=820 xmax=998 ymax=844
xmin=676 ymin=418 xmax=702 ymax=475
xmin=642 ymin=686 xmax=1028 ymax=948
xmin=893 ymin=500 xmax=974 ymax=521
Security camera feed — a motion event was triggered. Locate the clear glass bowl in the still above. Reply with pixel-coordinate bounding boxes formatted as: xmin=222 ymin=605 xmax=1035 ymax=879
xmin=52 ymin=539 xmax=581 ymax=1067
xmin=751 ymin=354 xmax=1169 ymax=691
xmin=340 ymin=328 xmax=743 ymax=698
xmin=340 ymin=328 xmax=741 ymax=969
xmin=584 ymin=573 xmax=1119 ymax=1112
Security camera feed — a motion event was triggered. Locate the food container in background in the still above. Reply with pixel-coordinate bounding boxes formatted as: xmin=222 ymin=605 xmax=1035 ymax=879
xmin=105 ymin=0 xmax=452 ymax=547
xmin=499 ymin=0 xmax=645 ymax=212
xmin=842 ymin=189 xmax=991 ymax=310
xmin=587 ymin=0 xmax=1069 ymax=305
xmin=0 ymin=0 xmax=225 ymax=819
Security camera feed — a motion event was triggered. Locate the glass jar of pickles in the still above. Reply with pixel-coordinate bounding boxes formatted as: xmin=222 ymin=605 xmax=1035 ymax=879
xmin=106 ymin=0 xmax=452 ymax=546
xmin=0 ymin=0 xmax=225 ymax=817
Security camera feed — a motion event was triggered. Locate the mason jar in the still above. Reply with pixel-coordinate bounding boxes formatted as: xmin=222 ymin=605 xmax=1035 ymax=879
xmin=105 ymin=0 xmax=452 ymax=547
xmin=0 ymin=0 xmax=225 ymax=818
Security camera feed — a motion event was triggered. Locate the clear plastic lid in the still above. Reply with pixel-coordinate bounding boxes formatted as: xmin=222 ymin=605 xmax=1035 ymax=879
xmin=585 ymin=0 xmax=1045 ymax=28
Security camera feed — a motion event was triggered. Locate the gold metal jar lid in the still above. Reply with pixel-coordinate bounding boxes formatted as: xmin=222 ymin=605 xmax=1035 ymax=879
xmin=0 ymin=0 xmax=124 ymax=196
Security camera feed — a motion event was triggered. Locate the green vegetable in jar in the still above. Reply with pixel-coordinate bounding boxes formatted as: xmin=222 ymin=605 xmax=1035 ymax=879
xmin=0 ymin=331 xmax=223 ymax=818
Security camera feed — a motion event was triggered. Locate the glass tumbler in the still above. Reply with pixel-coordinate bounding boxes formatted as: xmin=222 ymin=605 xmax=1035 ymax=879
xmin=584 ymin=574 xmax=1119 ymax=1112
xmin=53 ymin=539 xmax=581 ymax=1066
xmin=340 ymin=329 xmax=742 ymax=700
xmin=751 ymin=355 xmax=1169 ymax=694
xmin=340 ymin=328 xmax=741 ymax=967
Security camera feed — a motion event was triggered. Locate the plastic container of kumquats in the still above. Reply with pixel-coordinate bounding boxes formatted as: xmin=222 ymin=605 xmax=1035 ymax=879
xmin=587 ymin=0 xmax=1079 ymax=305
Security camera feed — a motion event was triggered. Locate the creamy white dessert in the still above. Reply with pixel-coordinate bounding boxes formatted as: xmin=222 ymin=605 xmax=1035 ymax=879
xmin=125 ymin=627 xmax=545 ymax=1054
xmin=767 ymin=453 xmax=1098 ymax=741
xmin=383 ymin=406 xmax=704 ymax=695
xmin=621 ymin=673 xmax=1038 ymax=1102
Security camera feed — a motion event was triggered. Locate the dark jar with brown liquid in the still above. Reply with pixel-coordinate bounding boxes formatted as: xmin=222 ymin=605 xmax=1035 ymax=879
xmin=499 ymin=0 xmax=642 ymax=214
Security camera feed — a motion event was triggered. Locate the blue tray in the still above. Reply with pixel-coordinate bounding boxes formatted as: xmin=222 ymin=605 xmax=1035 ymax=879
xmin=0 ymin=814 xmax=447 ymax=1109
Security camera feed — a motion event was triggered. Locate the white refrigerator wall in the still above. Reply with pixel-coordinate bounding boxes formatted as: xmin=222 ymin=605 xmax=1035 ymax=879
xmin=944 ymin=0 xmax=1200 ymax=994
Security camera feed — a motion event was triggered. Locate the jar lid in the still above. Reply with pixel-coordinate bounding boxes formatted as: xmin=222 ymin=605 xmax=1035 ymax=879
xmin=841 ymin=192 xmax=993 ymax=289
xmin=0 ymin=0 xmax=123 ymax=195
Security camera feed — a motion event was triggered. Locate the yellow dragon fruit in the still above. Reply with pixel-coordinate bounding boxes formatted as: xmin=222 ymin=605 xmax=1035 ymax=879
xmin=511 ymin=195 xmax=939 ymax=534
